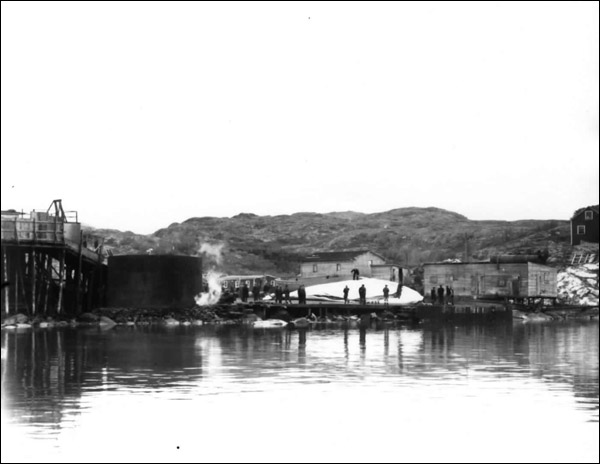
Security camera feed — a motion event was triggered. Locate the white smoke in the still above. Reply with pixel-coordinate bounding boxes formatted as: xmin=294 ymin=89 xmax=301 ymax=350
xmin=199 ymin=242 xmax=224 ymax=265
xmin=195 ymin=270 xmax=223 ymax=306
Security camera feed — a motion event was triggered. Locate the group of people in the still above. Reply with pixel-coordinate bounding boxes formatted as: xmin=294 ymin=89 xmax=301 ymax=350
xmin=343 ymin=284 xmax=368 ymax=304
xmin=239 ymin=282 xmax=279 ymax=303
xmin=239 ymin=282 xmax=308 ymax=304
xmin=430 ymin=285 xmax=454 ymax=305
xmin=341 ymin=283 xmax=403 ymax=305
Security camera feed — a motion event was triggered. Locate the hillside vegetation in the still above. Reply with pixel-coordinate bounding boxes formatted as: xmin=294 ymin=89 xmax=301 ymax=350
xmin=86 ymin=207 xmax=581 ymax=277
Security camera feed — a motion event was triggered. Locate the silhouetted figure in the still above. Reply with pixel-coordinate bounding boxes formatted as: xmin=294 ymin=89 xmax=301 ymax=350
xmin=447 ymin=286 xmax=454 ymax=305
xmin=437 ymin=285 xmax=445 ymax=304
xmin=298 ymin=285 xmax=307 ymax=305
xmin=252 ymin=284 xmax=260 ymax=301
xmin=283 ymin=285 xmax=291 ymax=304
xmin=430 ymin=287 xmax=437 ymax=304
xmin=359 ymin=284 xmax=367 ymax=305
xmin=351 ymin=268 xmax=360 ymax=280
xmin=263 ymin=282 xmax=271 ymax=296
xmin=343 ymin=285 xmax=350 ymax=304
xmin=383 ymin=285 xmax=389 ymax=306
xmin=275 ymin=286 xmax=283 ymax=304
xmin=241 ymin=283 xmax=249 ymax=302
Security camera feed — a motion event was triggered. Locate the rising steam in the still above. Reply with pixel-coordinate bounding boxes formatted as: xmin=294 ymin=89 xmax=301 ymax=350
xmin=195 ymin=270 xmax=223 ymax=306
xmin=195 ymin=241 xmax=226 ymax=306
xmin=199 ymin=242 xmax=224 ymax=265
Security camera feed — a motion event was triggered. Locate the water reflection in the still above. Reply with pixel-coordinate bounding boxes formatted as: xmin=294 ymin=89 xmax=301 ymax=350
xmin=1 ymin=320 xmax=598 ymax=461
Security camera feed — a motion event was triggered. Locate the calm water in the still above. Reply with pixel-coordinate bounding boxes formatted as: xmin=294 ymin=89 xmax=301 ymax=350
xmin=1 ymin=320 xmax=598 ymax=463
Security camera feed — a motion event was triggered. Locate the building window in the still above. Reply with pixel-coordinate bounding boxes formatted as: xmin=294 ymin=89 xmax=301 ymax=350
xmin=368 ymin=260 xmax=373 ymax=266
xmin=577 ymin=225 xmax=586 ymax=235
xmin=585 ymin=211 xmax=593 ymax=220
xmin=336 ymin=263 xmax=341 ymax=271
xmin=543 ymin=272 xmax=550 ymax=283
xmin=429 ymin=276 xmax=438 ymax=284
xmin=498 ymin=278 xmax=506 ymax=287
xmin=234 ymin=281 xmax=239 ymax=288
xmin=313 ymin=264 xmax=318 ymax=273
xmin=445 ymin=274 xmax=454 ymax=283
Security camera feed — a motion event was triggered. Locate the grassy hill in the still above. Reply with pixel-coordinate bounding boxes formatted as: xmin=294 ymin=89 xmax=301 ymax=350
xmin=85 ymin=207 xmax=579 ymax=277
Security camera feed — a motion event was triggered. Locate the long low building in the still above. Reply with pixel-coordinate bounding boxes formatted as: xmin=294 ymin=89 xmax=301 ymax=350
xmin=423 ymin=260 xmax=557 ymax=300
xmin=300 ymin=250 xmax=403 ymax=282
xmin=219 ymin=274 xmax=277 ymax=291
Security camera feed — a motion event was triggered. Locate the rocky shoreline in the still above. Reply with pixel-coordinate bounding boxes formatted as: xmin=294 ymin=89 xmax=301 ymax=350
xmin=0 ymin=303 xmax=415 ymax=329
xmin=1 ymin=302 xmax=598 ymax=330
xmin=512 ymin=306 xmax=599 ymax=322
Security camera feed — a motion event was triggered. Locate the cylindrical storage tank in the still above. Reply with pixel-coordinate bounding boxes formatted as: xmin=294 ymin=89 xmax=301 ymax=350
xmin=64 ymin=222 xmax=81 ymax=242
xmin=107 ymin=255 xmax=202 ymax=309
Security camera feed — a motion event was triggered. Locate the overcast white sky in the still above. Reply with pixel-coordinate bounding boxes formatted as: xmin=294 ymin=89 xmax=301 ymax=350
xmin=1 ymin=2 xmax=598 ymax=234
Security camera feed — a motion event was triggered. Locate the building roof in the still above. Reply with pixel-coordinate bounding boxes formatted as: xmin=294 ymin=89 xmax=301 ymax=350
xmin=423 ymin=261 xmax=554 ymax=269
xmin=571 ymin=205 xmax=599 ymax=220
xmin=302 ymin=250 xmax=385 ymax=263
xmin=219 ymin=274 xmax=276 ymax=281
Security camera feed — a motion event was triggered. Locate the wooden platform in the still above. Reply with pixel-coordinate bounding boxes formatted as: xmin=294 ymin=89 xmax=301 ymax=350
xmin=1 ymin=201 xmax=106 ymax=315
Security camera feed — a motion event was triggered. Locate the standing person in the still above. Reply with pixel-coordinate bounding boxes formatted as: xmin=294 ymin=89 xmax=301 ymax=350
xmin=263 ymin=281 xmax=271 ymax=298
xmin=430 ymin=287 xmax=437 ymax=304
xmin=446 ymin=285 xmax=452 ymax=305
xmin=283 ymin=284 xmax=291 ymax=304
xmin=383 ymin=285 xmax=390 ymax=306
xmin=298 ymin=285 xmax=306 ymax=305
xmin=437 ymin=285 xmax=445 ymax=305
xmin=359 ymin=284 xmax=367 ymax=305
xmin=351 ymin=268 xmax=360 ymax=280
xmin=343 ymin=285 xmax=350 ymax=304
xmin=242 ymin=283 xmax=249 ymax=303
xmin=448 ymin=286 xmax=454 ymax=305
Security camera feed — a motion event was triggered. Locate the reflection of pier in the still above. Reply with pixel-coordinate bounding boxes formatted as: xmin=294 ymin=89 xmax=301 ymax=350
xmin=261 ymin=302 xmax=511 ymax=322
xmin=1 ymin=200 xmax=106 ymax=315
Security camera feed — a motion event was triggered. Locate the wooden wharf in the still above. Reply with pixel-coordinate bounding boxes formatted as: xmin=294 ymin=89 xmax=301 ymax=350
xmin=1 ymin=200 xmax=106 ymax=316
